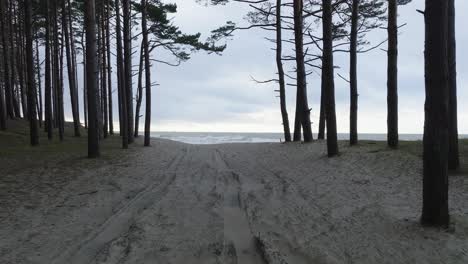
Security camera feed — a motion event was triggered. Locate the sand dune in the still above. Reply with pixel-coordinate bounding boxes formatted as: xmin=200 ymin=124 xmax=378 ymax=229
xmin=1 ymin=139 xmax=467 ymax=263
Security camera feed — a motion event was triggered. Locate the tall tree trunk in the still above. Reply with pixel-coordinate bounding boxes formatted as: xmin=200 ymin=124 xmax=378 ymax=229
xmin=293 ymin=0 xmax=313 ymax=142
xmin=276 ymin=0 xmax=291 ymax=142
xmin=45 ymin=0 xmax=53 ymax=139
xmin=81 ymin=32 xmax=88 ymax=129
xmin=447 ymin=0 xmax=459 ymax=170
xmin=16 ymin=10 xmax=28 ymax=119
xmin=52 ymin=1 xmax=62 ymax=138
xmin=8 ymin=0 xmax=20 ymax=118
xmin=25 ymin=0 xmax=38 ymax=146
xmin=106 ymin=0 xmax=114 ymax=135
xmin=101 ymin=12 xmax=109 ymax=139
xmin=0 ymin=0 xmax=13 ymax=121
xmin=85 ymin=0 xmax=100 ymax=158
xmin=35 ymin=37 xmax=43 ymax=128
xmin=62 ymin=0 xmax=80 ymax=137
xmin=387 ymin=0 xmax=398 ymax=148
xmin=116 ymin=0 xmax=128 ymax=148
xmin=322 ymin=0 xmax=339 ymax=157
xmin=318 ymin=84 xmax=326 ymax=140
xmin=134 ymin=43 xmax=144 ymax=138
xmin=421 ymin=0 xmax=449 ymax=227
xmin=142 ymin=0 xmax=151 ymax=147
xmin=349 ymin=0 xmax=359 ymax=146
xmin=123 ymin=0 xmax=134 ymax=144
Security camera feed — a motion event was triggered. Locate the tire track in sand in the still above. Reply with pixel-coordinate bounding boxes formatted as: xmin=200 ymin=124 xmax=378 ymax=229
xmin=51 ymin=146 xmax=191 ymax=264
xmin=213 ymin=149 xmax=267 ymax=264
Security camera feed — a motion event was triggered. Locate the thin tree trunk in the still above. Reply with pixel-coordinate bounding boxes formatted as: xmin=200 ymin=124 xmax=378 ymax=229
xmin=85 ymin=0 xmax=100 ymax=158
xmin=142 ymin=0 xmax=151 ymax=146
xmin=387 ymin=0 xmax=398 ymax=148
xmin=421 ymin=0 xmax=449 ymax=227
xmin=276 ymin=0 xmax=291 ymax=142
xmin=101 ymin=12 xmax=108 ymax=138
xmin=293 ymin=0 xmax=313 ymax=143
xmin=123 ymin=0 xmax=134 ymax=144
xmin=0 ymin=0 xmax=13 ymax=122
xmin=8 ymin=0 xmax=20 ymax=118
xmin=322 ymin=0 xmax=339 ymax=157
xmin=116 ymin=0 xmax=128 ymax=148
xmin=25 ymin=0 xmax=38 ymax=146
xmin=318 ymin=82 xmax=326 ymax=140
xmin=63 ymin=0 xmax=80 ymax=137
xmin=349 ymin=0 xmax=359 ymax=146
xmin=35 ymin=37 xmax=43 ymax=128
xmin=134 ymin=43 xmax=144 ymax=138
xmin=106 ymin=1 xmax=113 ymax=135
xmin=447 ymin=0 xmax=459 ymax=170
xmin=45 ymin=0 xmax=53 ymax=139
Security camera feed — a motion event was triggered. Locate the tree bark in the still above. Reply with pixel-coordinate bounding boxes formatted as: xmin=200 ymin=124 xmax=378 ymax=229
xmin=142 ymin=0 xmax=151 ymax=147
xmin=24 ymin=0 xmax=39 ymax=146
xmin=62 ymin=0 xmax=80 ymax=137
xmin=35 ymin=37 xmax=43 ymax=128
xmin=85 ymin=0 xmax=100 ymax=158
xmin=276 ymin=0 xmax=291 ymax=142
xmin=349 ymin=0 xmax=359 ymax=146
xmin=134 ymin=43 xmax=144 ymax=138
xmin=0 ymin=0 xmax=14 ymax=120
xmin=106 ymin=1 xmax=114 ymax=135
xmin=447 ymin=0 xmax=459 ymax=170
xmin=116 ymin=0 xmax=128 ymax=149
xmin=123 ymin=0 xmax=134 ymax=144
xmin=421 ymin=0 xmax=449 ymax=227
xmin=45 ymin=0 xmax=53 ymax=139
xmin=387 ymin=0 xmax=398 ymax=148
xmin=322 ymin=0 xmax=339 ymax=157
xmin=293 ymin=0 xmax=313 ymax=143
xmin=318 ymin=84 xmax=326 ymax=140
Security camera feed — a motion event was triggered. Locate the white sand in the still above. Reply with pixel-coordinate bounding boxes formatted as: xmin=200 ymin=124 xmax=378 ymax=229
xmin=1 ymin=139 xmax=468 ymax=263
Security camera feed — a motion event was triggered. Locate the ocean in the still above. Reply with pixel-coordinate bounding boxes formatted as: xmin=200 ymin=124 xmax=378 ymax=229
xmin=150 ymin=132 xmax=468 ymax=145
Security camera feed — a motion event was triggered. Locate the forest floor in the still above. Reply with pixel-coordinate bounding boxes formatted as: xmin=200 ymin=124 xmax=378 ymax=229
xmin=1 ymin=120 xmax=468 ymax=264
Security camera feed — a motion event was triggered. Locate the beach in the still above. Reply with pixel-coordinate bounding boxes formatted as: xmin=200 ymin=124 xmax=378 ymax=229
xmin=1 ymin=136 xmax=468 ymax=263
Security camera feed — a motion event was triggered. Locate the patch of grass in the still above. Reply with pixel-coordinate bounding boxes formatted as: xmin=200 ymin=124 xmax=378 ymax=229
xmin=0 ymin=119 xmax=138 ymax=175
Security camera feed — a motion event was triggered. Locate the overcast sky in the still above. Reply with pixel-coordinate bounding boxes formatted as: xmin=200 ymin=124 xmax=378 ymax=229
xmin=62 ymin=1 xmax=467 ymax=133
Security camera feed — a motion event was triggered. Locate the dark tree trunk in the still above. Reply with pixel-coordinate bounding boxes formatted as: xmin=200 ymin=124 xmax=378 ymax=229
xmin=293 ymin=109 xmax=301 ymax=141
xmin=16 ymin=12 xmax=28 ymax=119
xmin=62 ymin=0 xmax=80 ymax=137
xmin=318 ymin=84 xmax=326 ymax=140
xmin=101 ymin=13 xmax=108 ymax=139
xmin=1 ymin=0 xmax=14 ymax=120
xmin=35 ymin=38 xmax=43 ymax=128
xmin=349 ymin=0 xmax=359 ymax=146
xmin=116 ymin=0 xmax=128 ymax=149
xmin=81 ymin=32 xmax=88 ymax=129
xmin=45 ymin=0 xmax=53 ymax=139
xmin=387 ymin=0 xmax=398 ymax=148
xmin=8 ymin=0 xmax=20 ymax=119
xmin=293 ymin=0 xmax=313 ymax=143
xmin=276 ymin=0 xmax=291 ymax=142
xmin=106 ymin=1 xmax=114 ymax=135
xmin=142 ymin=0 xmax=151 ymax=147
xmin=447 ymin=0 xmax=459 ymax=170
xmin=134 ymin=43 xmax=144 ymax=138
xmin=85 ymin=0 xmax=100 ymax=158
xmin=24 ymin=0 xmax=39 ymax=146
xmin=0 ymin=0 xmax=13 ymax=122
xmin=52 ymin=2 xmax=63 ymax=140
xmin=123 ymin=0 xmax=134 ymax=144
xmin=322 ymin=0 xmax=339 ymax=157
xmin=421 ymin=0 xmax=449 ymax=228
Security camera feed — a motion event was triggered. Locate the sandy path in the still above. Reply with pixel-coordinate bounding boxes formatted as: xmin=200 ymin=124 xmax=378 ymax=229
xmin=1 ymin=139 xmax=468 ymax=264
